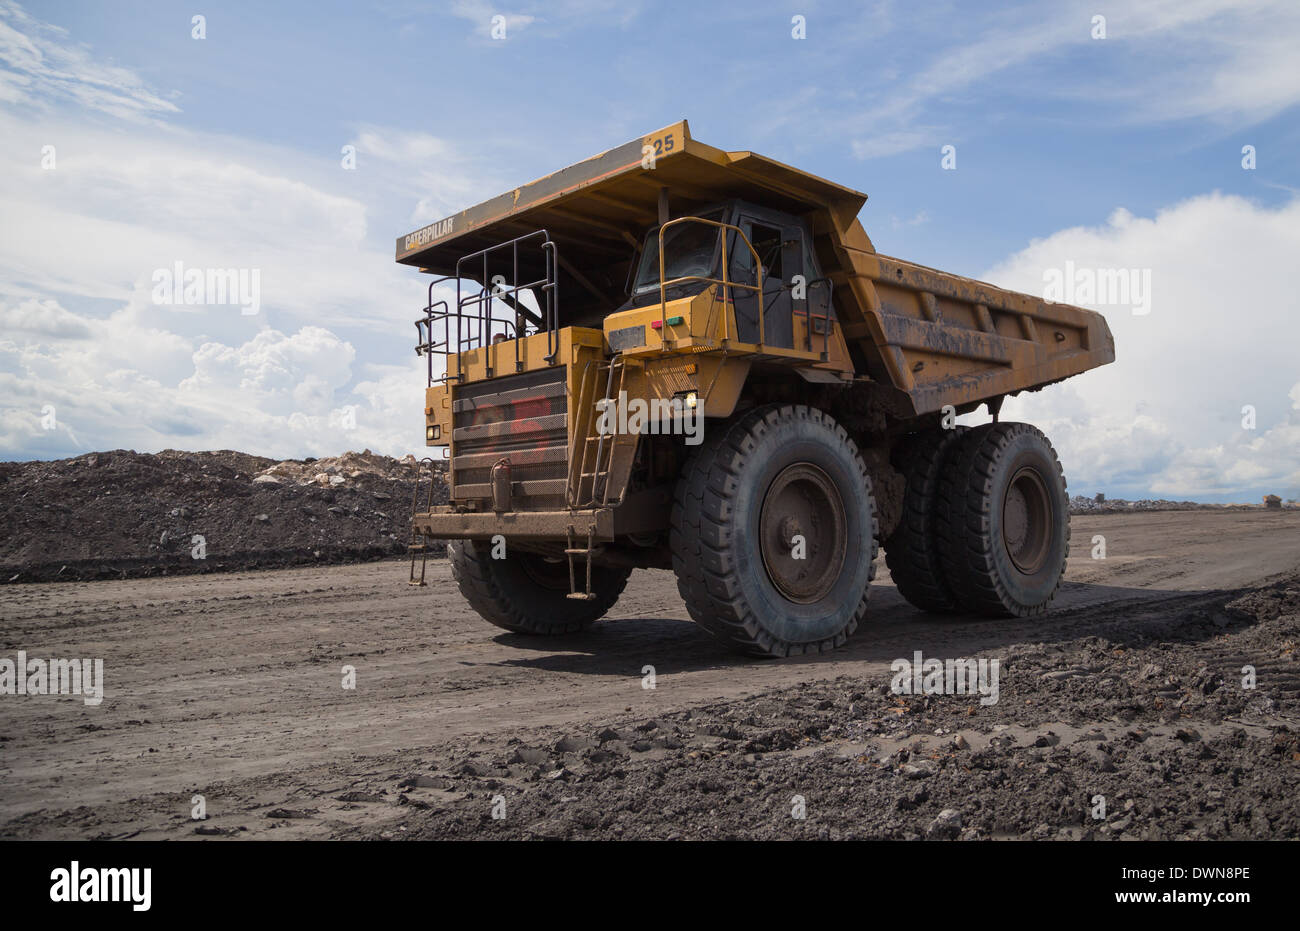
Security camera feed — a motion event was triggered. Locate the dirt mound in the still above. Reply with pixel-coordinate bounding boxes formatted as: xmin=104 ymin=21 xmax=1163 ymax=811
xmin=252 ymin=450 xmax=426 ymax=486
xmin=0 ymin=449 xmax=447 ymax=582
xmin=1226 ymin=577 xmax=1300 ymax=621
xmin=1068 ymin=494 xmax=1276 ymax=514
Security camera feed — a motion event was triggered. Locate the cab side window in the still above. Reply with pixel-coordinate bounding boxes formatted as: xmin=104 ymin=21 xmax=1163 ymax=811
xmin=749 ymin=223 xmax=784 ymax=283
xmin=728 ymin=227 xmax=755 ymax=285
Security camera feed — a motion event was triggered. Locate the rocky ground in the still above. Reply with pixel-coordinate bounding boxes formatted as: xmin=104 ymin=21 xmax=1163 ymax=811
xmin=341 ymin=576 xmax=1300 ymax=841
xmin=0 ymin=449 xmax=447 ymax=583
xmin=1 ymin=509 xmax=1296 ymax=841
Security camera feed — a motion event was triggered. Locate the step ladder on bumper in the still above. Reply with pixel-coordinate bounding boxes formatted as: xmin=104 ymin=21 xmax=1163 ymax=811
xmin=407 ymin=457 xmax=441 ymax=586
xmin=564 ymin=525 xmax=603 ymax=601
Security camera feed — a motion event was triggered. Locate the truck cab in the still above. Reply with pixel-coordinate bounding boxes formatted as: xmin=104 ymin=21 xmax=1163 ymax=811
xmin=620 ymin=200 xmax=832 ymax=351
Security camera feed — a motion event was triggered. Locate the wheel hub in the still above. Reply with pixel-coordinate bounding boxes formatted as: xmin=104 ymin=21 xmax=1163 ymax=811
xmin=759 ymin=463 xmax=847 ymax=603
xmin=1003 ymin=466 xmax=1052 ymax=574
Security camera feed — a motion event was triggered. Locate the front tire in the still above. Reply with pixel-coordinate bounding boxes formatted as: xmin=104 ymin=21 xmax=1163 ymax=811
xmin=671 ymin=404 xmax=878 ymax=657
xmin=447 ymin=540 xmax=630 ymax=634
xmin=934 ymin=422 xmax=1069 ymax=617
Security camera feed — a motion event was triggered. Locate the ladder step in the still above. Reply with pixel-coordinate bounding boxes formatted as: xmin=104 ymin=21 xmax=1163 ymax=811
xmin=565 ymin=592 xmax=597 ymax=601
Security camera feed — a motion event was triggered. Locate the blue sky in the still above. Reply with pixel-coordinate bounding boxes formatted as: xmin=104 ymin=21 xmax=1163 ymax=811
xmin=28 ymin=0 xmax=1296 ymax=269
xmin=1 ymin=0 xmax=1298 ymax=501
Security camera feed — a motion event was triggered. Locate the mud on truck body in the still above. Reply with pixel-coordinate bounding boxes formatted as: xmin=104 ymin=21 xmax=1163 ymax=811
xmin=400 ymin=120 xmax=1115 ymax=657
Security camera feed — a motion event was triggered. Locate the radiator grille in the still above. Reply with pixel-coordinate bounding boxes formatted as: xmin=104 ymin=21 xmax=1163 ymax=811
xmin=450 ymin=366 xmax=568 ymax=507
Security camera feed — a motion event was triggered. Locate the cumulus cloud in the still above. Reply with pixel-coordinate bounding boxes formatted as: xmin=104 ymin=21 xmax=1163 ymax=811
xmin=0 ymin=109 xmax=405 ymax=329
xmin=982 ymin=192 xmax=1300 ymax=502
xmin=0 ymin=296 xmax=424 ymax=460
xmin=180 ymin=327 xmax=355 ymax=414
xmin=0 ymin=6 xmax=435 ymax=462
xmin=0 ymin=297 xmax=91 ymax=338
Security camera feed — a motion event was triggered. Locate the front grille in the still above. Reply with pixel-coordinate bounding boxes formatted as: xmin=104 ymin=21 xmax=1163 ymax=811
xmin=450 ymin=366 xmax=568 ymax=507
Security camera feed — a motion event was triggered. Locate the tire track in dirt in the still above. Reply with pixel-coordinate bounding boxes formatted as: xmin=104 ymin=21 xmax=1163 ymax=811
xmin=0 ymin=510 xmax=1297 ymax=839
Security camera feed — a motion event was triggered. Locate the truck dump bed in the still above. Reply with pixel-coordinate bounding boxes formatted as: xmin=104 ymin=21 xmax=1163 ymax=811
xmin=397 ymin=120 xmax=1114 ymax=417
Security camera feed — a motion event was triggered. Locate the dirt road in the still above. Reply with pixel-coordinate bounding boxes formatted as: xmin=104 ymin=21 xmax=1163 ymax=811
xmin=2 ymin=510 xmax=1298 ymax=840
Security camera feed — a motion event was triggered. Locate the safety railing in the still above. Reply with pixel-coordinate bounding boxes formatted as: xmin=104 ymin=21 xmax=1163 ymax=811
xmin=413 ymin=230 xmax=559 ymax=386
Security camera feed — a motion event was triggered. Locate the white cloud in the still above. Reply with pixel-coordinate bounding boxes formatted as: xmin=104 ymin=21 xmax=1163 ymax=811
xmin=851 ymin=131 xmax=938 ymax=160
xmin=983 ymin=192 xmax=1300 ymax=502
xmin=179 ymin=327 xmax=355 ymax=415
xmin=889 ymin=209 xmax=930 ymax=230
xmin=0 ymin=6 xmax=441 ymax=461
xmin=0 ymin=298 xmax=427 ymax=460
xmin=349 ymin=125 xmax=502 ymax=225
xmin=445 ymin=0 xmax=644 ymax=40
xmin=848 ymin=0 xmax=1300 ymax=158
xmin=1 ymin=0 xmax=1294 ymax=507
xmin=0 ymin=110 xmax=404 ymax=331
xmin=0 ymin=297 xmax=91 ymax=338
xmin=449 ymin=1 xmax=536 ymax=37
xmin=0 ymin=0 xmax=179 ymax=122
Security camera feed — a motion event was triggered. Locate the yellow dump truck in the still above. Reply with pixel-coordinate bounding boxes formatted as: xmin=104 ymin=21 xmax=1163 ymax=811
xmin=400 ymin=120 xmax=1114 ymax=657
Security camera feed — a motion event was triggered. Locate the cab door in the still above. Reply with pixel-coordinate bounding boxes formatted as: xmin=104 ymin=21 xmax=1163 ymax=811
xmin=729 ymin=217 xmax=798 ymax=349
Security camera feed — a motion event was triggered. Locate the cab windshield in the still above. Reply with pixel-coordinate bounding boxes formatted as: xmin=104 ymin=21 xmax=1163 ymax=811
xmin=631 ymin=210 xmax=725 ymax=295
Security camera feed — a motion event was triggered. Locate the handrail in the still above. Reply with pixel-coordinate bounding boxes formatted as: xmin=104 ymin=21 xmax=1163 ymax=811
xmin=415 ymin=231 xmax=559 ymax=388
xmin=414 ymin=274 xmax=457 ymax=387
xmin=656 ymin=217 xmax=764 ymax=348
xmin=795 ymin=276 xmax=835 ymax=361
xmin=413 ymin=301 xmax=449 ymax=387
xmin=454 ymin=230 xmax=559 ymax=377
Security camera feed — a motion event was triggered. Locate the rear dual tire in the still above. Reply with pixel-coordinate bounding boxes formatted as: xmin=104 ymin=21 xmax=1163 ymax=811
xmin=885 ymin=425 xmax=970 ymax=613
xmin=932 ymin=422 xmax=1069 ymax=617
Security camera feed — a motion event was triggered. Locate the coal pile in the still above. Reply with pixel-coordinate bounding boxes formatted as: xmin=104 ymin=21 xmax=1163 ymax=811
xmin=0 ymin=449 xmax=447 ymax=583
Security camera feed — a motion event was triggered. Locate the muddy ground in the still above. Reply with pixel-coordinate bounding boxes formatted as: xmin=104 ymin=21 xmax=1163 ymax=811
xmin=1 ymin=509 xmax=1297 ymax=840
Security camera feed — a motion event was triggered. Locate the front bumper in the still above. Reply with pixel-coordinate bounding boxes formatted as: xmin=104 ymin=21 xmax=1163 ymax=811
xmin=412 ymin=506 xmax=614 ymax=541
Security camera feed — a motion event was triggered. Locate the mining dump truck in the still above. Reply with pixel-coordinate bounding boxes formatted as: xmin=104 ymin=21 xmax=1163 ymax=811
xmin=401 ymin=120 xmax=1114 ymax=657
